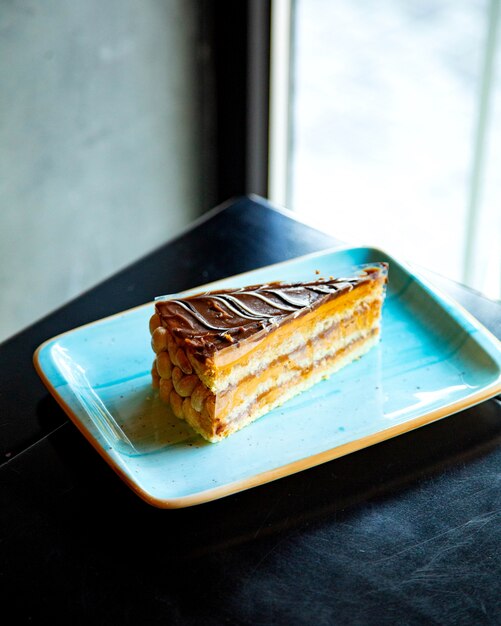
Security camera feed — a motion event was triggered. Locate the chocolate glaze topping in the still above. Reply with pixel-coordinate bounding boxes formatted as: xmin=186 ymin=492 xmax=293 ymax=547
xmin=155 ymin=264 xmax=388 ymax=359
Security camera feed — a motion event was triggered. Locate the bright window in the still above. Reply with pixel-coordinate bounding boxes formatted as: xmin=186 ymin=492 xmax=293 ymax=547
xmin=271 ymin=0 xmax=501 ymax=299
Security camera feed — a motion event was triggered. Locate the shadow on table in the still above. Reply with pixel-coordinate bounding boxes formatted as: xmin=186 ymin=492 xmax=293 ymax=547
xmin=36 ymin=392 xmax=501 ymax=562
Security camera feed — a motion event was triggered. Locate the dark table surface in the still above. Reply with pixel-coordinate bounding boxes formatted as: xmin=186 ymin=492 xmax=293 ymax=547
xmin=2 ymin=196 xmax=500 ymax=625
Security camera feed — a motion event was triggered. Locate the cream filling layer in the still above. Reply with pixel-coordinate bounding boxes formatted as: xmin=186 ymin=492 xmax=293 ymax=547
xmin=210 ymin=331 xmax=380 ymax=440
xmin=216 ymin=326 xmax=379 ymax=425
xmin=212 ymin=294 xmax=383 ymax=393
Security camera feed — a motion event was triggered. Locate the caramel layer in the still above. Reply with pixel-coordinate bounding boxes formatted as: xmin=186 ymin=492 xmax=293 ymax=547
xmin=214 ymin=328 xmax=379 ymax=439
xmin=213 ymin=299 xmax=381 ymax=422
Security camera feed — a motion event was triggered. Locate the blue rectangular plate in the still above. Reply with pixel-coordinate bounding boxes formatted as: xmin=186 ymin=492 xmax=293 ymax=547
xmin=34 ymin=247 xmax=501 ymax=507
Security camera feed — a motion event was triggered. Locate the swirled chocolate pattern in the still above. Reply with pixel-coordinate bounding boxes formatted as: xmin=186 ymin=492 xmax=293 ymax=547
xmin=155 ymin=264 xmax=388 ymax=357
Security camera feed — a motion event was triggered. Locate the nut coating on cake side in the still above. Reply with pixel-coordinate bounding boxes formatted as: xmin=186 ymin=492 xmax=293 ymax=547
xmin=149 ymin=264 xmax=388 ymax=442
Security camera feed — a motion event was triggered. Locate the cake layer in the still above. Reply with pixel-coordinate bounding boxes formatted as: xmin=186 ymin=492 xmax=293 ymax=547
xmin=214 ymin=288 xmax=383 ymax=394
xmin=221 ymin=330 xmax=380 ymax=439
xmin=211 ymin=298 xmax=382 ymax=423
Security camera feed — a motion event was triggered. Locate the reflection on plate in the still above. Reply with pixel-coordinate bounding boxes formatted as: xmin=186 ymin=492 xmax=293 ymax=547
xmin=34 ymin=247 xmax=501 ymax=508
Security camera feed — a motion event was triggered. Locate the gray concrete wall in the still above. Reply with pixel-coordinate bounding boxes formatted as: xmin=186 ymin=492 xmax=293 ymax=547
xmin=0 ymin=0 xmax=203 ymax=342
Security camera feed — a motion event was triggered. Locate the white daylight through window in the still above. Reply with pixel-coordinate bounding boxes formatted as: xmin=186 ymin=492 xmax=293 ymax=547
xmin=270 ymin=0 xmax=501 ymax=300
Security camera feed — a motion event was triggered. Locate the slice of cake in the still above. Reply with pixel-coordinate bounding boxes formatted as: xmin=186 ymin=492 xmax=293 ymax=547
xmin=149 ymin=263 xmax=388 ymax=442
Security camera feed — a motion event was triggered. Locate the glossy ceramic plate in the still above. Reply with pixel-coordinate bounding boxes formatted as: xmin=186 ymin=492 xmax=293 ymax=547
xmin=34 ymin=247 xmax=501 ymax=508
